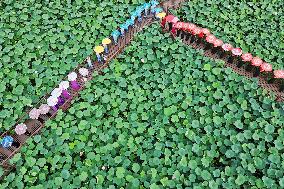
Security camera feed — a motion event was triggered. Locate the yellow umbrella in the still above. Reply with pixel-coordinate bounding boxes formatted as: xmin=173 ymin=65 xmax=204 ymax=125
xmin=94 ymin=46 xmax=104 ymax=54
xmin=102 ymin=38 xmax=112 ymax=45
xmin=156 ymin=12 xmax=166 ymax=20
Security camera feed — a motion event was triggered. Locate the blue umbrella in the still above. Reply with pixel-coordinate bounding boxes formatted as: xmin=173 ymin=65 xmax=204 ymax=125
xmin=150 ymin=1 xmax=159 ymax=12
xmin=137 ymin=7 xmax=144 ymax=22
xmin=112 ymin=30 xmax=120 ymax=37
xmin=136 ymin=5 xmax=144 ymax=12
xmin=151 ymin=0 xmax=159 ymax=6
xmin=135 ymin=5 xmax=143 ymax=12
xmin=124 ymin=22 xmax=129 ymax=30
xmin=120 ymin=24 xmax=126 ymax=35
xmin=134 ymin=9 xmax=140 ymax=17
xmin=144 ymin=3 xmax=151 ymax=9
xmin=152 ymin=7 xmax=163 ymax=14
xmin=1 ymin=136 xmax=13 ymax=148
xmin=126 ymin=19 xmax=134 ymax=28
xmin=143 ymin=3 xmax=151 ymax=16
xmin=138 ymin=6 xmax=144 ymax=13
xmin=131 ymin=14 xmax=137 ymax=22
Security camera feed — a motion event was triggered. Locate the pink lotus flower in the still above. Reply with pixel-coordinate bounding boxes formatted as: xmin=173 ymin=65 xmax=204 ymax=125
xmin=15 ymin=123 xmax=27 ymax=135
xmin=29 ymin=108 xmax=40 ymax=119
xmin=206 ymin=34 xmax=216 ymax=43
xmin=213 ymin=39 xmax=223 ymax=47
xmin=260 ymin=63 xmax=272 ymax=72
xmin=273 ymin=70 xmax=284 ymax=78
xmin=38 ymin=104 xmax=50 ymax=114
xmin=241 ymin=53 xmax=253 ymax=62
xmin=201 ymin=28 xmax=210 ymax=36
xmin=222 ymin=43 xmax=233 ymax=51
xmin=231 ymin=48 xmax=242 ymax=56
xmin=251 ymin=57 xmax=263 ymax=66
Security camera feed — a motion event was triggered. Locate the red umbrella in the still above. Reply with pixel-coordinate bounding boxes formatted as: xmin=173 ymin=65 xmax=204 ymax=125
xmin=165 ymin=15 xmax=174 ymax=20
xmin=172 ymin=16 xmax=179 ymax=23
xmin=274 ymin=70 xmax=284 ymax=78
xmin=260 ymin=63 xmax=272 ymax=72
xmin=162 ymin=15 xmax=179 ymax=30
xmin=165 ymin=15 xmax=178 ymax=23
xmin=172 ymin=22 xmax=183 ymax=35
xmin=199 ymin=28 xmax=210 ymax=38
xmin=182 ymin=23 xmax=188 ymax=31
xmin=164 ymin=15 xmax=179 ymax=26
xmin=161 ymin=16 xmax=168 ymax=28
xmin=187 ymin=23 xmax=196 ymax=32
xmin=174 ymin=22 xmax=184 ymax=29
xmin=192 ymin=27 xmax=202 ymax=36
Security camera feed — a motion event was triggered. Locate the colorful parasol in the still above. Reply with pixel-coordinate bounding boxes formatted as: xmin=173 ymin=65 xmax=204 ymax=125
xmin=102 ymin=38 xmax=111 ymax=45
xmin=156 ymin=12 xmax=166 ymax=20
xmin=94 ymin=46 xmax=104 ymax=54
